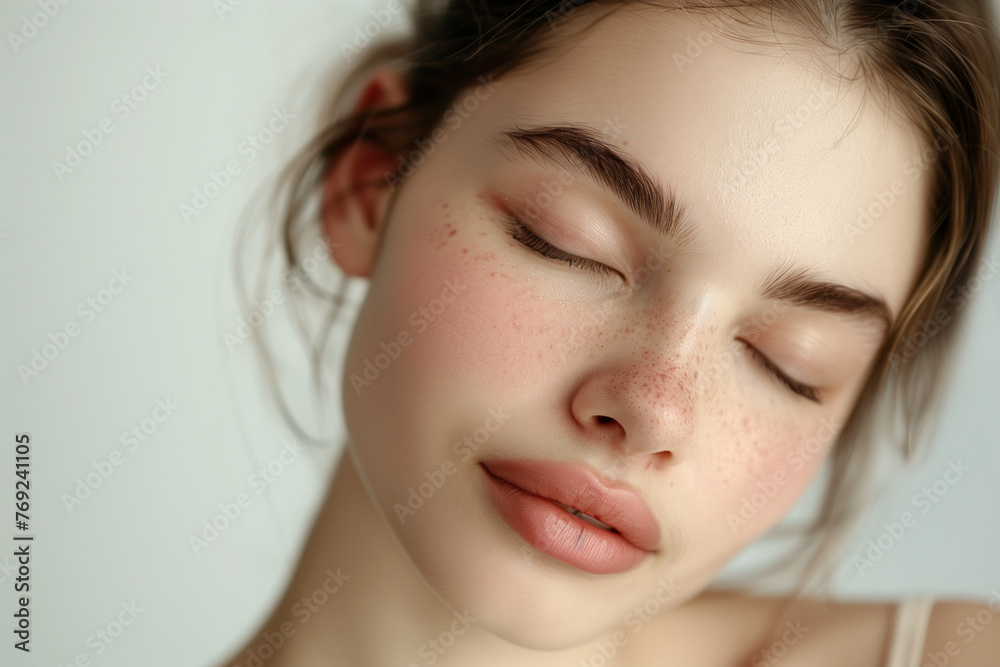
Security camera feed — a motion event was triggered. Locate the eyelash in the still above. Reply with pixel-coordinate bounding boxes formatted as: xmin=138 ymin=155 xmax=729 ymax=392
xmin=502 ymin=215 xmax=619 ymax=278
xmin=502 ymin=213 xmax=819 ymax=403
xmin=740 ymin=340 xmax=822 ymax=404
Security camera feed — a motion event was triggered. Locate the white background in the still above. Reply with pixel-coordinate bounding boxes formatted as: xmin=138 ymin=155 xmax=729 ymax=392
xmin=1 ymin=1 xmax=999 ymax=665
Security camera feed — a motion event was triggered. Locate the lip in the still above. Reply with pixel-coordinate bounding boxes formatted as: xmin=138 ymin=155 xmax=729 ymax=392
xmin=480 ymin=458 xmax=660 ymax=575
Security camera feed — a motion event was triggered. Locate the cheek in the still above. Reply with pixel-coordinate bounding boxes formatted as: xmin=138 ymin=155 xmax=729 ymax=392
xmin=341 ymin=197 xmax=564 ymax=470
xmin=697 ymin=401 xmax=835 ymax=544
xmin=370 ymin=200 xmax=583 ymax=394
xmin=680 ymin=337 xmax=837 ymax=509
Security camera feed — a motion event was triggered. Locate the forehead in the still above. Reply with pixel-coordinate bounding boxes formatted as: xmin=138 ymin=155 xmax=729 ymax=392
xmin=469 ymin=6 xmax=930 ymax=316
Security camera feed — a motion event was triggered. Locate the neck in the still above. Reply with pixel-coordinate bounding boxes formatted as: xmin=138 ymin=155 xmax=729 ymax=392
xmin=221 ymin=447 xmax=749 ymax=667
xmin=223 ymin=448 xmax=622 ymax=666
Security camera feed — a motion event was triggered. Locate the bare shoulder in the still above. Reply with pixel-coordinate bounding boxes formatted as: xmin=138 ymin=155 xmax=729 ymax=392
xmin=625 ymin=590 xmax=1000 ymax=666
xmin=921 ymin=597 xmax=1000 ymax=666
xmin=698 ymin=592 xmax=1000 ymax=667
xmin=726 ymin=593 xmax=897 ymax=667
xmin=623 ymin=589 xmax=896 ymax=666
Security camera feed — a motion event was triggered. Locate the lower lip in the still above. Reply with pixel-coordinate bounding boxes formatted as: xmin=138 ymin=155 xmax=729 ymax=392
xmin=481 ymin=465 xmax=652 ymax=575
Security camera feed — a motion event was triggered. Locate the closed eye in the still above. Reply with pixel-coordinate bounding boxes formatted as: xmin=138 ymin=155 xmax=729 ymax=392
xmin=738 ymin=339 xmax=822 ymax=403
xmin=502 ymin=215 xmax=619 ymax=279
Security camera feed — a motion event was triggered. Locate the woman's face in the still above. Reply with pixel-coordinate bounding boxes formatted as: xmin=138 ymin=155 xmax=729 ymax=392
xmin=335 ymin=7 xmax=929 ymax=650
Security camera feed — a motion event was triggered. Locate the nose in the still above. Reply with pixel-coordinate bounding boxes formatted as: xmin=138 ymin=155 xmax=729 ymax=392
xmin=568 ymin=327 xmax=700 ymax=467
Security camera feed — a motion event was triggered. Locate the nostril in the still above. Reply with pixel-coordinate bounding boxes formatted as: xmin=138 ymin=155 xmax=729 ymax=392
xmin=593 ymin=414 xmax=626 ymax=441
xmin=640 ymin=451 xmax=674 ymax=471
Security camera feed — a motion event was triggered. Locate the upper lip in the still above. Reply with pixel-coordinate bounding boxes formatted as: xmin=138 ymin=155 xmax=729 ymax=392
xmin=481 ymin=458 xmax=661 ymax=551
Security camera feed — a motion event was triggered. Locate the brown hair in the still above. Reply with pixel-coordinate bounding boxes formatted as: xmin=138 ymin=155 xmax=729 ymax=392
xmin=245 ymin=0 xmax=1000 ymax=590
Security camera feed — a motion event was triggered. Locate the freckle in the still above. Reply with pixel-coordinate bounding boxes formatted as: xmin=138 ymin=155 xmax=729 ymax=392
xmin=490 ymin=272 xmax=496 ymax=277
xmin=462 ymin=248 xmax=468 ymax=254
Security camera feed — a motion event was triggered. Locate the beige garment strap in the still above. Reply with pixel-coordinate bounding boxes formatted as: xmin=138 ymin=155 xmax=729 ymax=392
xmin=885 ymin=598 xmax=935 ymax=667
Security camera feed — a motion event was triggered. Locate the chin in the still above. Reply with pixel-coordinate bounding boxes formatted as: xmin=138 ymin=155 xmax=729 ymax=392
xmin=387 ymin=493 xmax=683 ymax=653
xmin=414 ymin=559 xmax=634 ymax=652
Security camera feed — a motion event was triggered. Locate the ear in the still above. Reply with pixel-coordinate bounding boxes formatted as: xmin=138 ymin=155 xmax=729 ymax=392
xmin=322 ymin=69 xmax=409 ymax=277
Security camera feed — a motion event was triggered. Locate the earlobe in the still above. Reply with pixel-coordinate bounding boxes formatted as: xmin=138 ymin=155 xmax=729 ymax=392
xmin=321 ymin=69 xmax=410 ymax=278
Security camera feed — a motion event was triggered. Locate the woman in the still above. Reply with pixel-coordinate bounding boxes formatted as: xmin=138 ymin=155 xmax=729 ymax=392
xmin=224 ymin=0 xmax=1000 ymax=664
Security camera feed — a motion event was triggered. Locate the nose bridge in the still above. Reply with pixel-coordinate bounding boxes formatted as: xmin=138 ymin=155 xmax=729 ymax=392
xmin=572 ymin=295 xmax=708 ymax=462
xmin=625 ymin=302 xmax=702 ymax=446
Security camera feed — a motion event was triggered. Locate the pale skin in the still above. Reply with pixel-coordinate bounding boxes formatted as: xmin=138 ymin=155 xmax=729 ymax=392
xmin=223 ymin=7 xmax=1000 ymax=667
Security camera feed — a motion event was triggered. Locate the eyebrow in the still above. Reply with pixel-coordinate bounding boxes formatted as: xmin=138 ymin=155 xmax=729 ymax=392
xmin=498 ymin=124 xmax=894 ymax=334
xmin=758 ymin=266 xmax=893 ymax=334
xmin=500 ymin=125 xmax=697 ymax=244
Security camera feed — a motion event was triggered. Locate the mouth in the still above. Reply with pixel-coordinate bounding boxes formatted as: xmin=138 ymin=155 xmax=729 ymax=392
xmin=553 ymin=502 xmax=617 ymax=531
xmin=480 ymin=459 xmax=660 ymax=575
